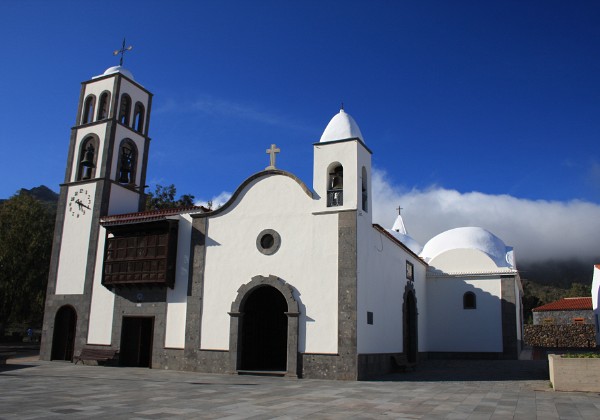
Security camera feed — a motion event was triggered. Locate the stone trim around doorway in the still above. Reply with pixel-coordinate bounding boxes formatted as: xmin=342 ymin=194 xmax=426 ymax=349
xmin=228 ymin=274 xmax=300 ymax=377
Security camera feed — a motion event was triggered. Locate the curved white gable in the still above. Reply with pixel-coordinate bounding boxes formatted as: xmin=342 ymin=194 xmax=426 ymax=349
xmin=320 ymin=109 xmax=364 ymax=143
xmin=421 ymin=226 xmax=514 ymax=269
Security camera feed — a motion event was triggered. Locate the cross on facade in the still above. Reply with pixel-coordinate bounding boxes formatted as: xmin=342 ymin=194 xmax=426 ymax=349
xmin=396 ymin=205 xmax=403 ymax=215
xmin=265 ymin=144 xmax=280 ymax=170
xmin=113 ymin=38 xmax=133 ymax=66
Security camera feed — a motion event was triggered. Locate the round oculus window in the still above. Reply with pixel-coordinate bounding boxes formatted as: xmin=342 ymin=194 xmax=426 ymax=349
xmin=256 ymin=229 xmax=281 ymax=255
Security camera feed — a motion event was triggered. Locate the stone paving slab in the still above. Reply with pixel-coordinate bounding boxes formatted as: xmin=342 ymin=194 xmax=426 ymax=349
xmin=1 ymin=360 xmax=600 ymax=419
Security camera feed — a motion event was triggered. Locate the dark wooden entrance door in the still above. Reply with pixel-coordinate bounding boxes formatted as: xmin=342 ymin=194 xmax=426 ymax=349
xmin=241 ymin=286 xmax=288 ymax=371
xmin=120 ymin=317 xmax=154 ymax=367
xmin=51 ymin=306 xmax=77 ymax=361
xmin=404 ymin=291 xmax=418 ymax=363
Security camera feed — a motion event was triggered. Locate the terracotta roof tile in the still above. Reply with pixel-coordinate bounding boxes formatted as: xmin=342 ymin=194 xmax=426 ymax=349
xmin=100 ymin=205 xmax=207 ymax=226
xmin=532 ymin=297 xmax=592 ymax=312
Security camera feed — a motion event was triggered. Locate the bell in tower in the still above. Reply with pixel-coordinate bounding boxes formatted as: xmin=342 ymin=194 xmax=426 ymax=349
xmin=80 ymin=144 xmax=96 ymax=180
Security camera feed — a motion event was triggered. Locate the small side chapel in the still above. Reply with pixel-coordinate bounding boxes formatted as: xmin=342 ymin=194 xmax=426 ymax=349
xmin=40 ymin=65 xmax=523 ymax=380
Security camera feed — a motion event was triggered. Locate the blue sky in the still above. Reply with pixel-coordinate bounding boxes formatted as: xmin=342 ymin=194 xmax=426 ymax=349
xmin=1 ymin=1 xmax=599 ymax=261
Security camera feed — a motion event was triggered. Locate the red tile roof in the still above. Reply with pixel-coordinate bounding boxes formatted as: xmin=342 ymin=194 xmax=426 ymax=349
xmin=100 ymin=205 xmax=207 ymax=226
xmin=532 ymin=297 xmax=592 ymax=312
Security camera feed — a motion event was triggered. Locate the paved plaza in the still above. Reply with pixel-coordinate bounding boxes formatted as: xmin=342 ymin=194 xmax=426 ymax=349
xmin=1 ymin=357 xmax=600 ymax=419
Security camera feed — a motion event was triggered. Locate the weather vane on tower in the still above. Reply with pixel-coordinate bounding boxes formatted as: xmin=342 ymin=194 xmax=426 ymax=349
xmin=113 ymin=38 xmax=133 ymax=66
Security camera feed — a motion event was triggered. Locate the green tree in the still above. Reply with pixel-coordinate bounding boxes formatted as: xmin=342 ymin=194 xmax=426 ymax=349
xmin=0 ymin=193 xmax=54 ymax=336
xmin=145 ymin=184 xmax=196 ymax=210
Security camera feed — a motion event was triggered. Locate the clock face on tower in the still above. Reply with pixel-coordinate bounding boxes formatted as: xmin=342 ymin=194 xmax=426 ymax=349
xmin=68 ymin=188 xmax=92 ymax=218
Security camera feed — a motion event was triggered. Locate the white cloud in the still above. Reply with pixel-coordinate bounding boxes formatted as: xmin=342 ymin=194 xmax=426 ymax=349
xmin=195 ymin=191 xmax=232 ymax=209
xmin=371 ymin=168 xmax=600 ymax=262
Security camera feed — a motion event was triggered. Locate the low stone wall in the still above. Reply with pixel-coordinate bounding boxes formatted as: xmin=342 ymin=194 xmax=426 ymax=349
xmin=549 ymin=354 xmax=600 ymax=392
xmin=524 ymin=324 xmax=596 ymax=348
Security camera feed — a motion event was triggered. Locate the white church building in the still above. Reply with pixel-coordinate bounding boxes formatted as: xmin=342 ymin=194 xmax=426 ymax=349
xmin=40 ymin=65 xmax=523 ymax=380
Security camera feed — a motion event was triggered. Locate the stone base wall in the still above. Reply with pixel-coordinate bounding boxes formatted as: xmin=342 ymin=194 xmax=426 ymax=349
xmin=533 ymin=310 xmax=594 ymax=325
xmin=357 ymin=353 xmax=405 ymax=379
xmin=549 ymin=354 xmax=600 ymax=392
xmin=300 ymin=353 xmax=357 ymax=380
xmin=524 ymin=324 xmax=596 ymax=348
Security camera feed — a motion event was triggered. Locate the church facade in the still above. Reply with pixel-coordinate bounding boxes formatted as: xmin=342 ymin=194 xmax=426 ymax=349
xmin=40 ymin=66 xmax=523 ymax=380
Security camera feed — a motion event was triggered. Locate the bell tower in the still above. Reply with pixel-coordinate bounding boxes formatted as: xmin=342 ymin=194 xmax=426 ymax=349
xmin=40 ymin=63 xmax=153 ymax=361
xmin=313 ymin=108 xmax=372 ymax=219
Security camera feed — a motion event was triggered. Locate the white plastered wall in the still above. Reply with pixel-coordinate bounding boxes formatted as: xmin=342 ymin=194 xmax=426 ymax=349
xmin=107 ymin=184 xmax=140 ymax=215
xmin=55 ymin=183 xmax=97 ymax=294
xmin=356 ymin=224 xmax=426 ymax=354
xmin=164 ymin=214 xmax=193 ymax=348
xmin=201 ymin=174 xmax=339 ymax=353
xmin=424 ymin=248 xmax=504 ymax=352
xmin=87 ymin=226 xmax=114 ymax=344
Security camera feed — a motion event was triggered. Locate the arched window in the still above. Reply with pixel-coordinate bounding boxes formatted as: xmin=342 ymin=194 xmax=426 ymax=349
xmin=118 ymin=94 xmax=132 ymax=126
xmin=97 ymin=91 xmax=111 ymax=120
xmin=76 ymin=136 xmax=98 ymax=180
xmin=133 ymin=102 xmax=145 ymax=134
xmin=82 ymin=95 xmax=95 ymax=124
xmin=327 ymin=164 xmax=343 ymax=207
xmin=463 ymin=292 xmax=476 ymax=309
xmin=116 ymin=139 xmax=137 ymax=185
xmin=361 ymin=166 xmax=368 ymax=212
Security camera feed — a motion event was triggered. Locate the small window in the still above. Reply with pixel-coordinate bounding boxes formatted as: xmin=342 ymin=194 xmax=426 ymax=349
xmin=82 ymin=95 xmax=95 ymax=124
xmin=327 ymin=164 xmax=343 ymax=207
xmin=118 ymin=94 xmax=132 ymax=126
xmin=256 ymin=229 xmax=281 ymax=255
xmin=97 ymin=91 xmax=110 ymax=120
xmin=361 ymin=166 xmax=368 ymax=212
xmin=573 ymin=318 xmax=585 ymax=324
xmin=116 ymin=139 xmax=137 ymax=185
xmin=367 ymin=311 xmax=374 ymax=325
xmin=463 ymin=292 xmax=476 ymax=309
xmin=543 ymin=318 xmax=554 ymax=324
xmin=406 ymin=261 xmax=414 ymax=281
xmin=133 ymin=102 xmax=145 ymax=133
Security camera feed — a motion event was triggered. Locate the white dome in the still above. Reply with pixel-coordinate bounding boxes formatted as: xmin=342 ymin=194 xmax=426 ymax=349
xmin=320 ymin=109 xmax=364 ymax=143
xmin=98 ymin=66 xmax=135 ymax=80
xmin=387 ymin=229 xmax=423 ymax=255
xmin=420 ymin=227 xmax=514 ymax=268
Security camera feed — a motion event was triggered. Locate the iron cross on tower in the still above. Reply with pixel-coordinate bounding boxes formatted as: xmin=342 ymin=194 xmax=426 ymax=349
xmin=113 ymin=38 xmax=133 ymax=66
xmin=265 ymin=144 xmax=280 ymax=170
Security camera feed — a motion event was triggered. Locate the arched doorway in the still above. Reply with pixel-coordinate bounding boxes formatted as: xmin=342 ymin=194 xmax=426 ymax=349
xmin=241 ymin=286 xmax=288 ymax=371
xmin=229 ymin=275 xmax=300 ymax=377
xmin=51 ymin=306 xmax=77 ymax=361
xmin=403 ymin=290 xmax=418 ymax=364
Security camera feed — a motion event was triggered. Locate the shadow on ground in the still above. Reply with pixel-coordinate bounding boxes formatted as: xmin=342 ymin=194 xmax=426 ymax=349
xmin=0 ymin=363 xmax=39 ymax=373
xmin=372 ymin=360 xmax=549 ymax=382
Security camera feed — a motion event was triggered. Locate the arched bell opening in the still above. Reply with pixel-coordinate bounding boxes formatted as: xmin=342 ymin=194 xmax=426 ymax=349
xmin=229 ymin=275 xmax=300 ymax=377
xmin=51 ymin=305 xmax=77 ymax=361
xmin=76 ymin=136 xmax=99 ymax=181
xmin=327 ymin=163 xmax=344 ymax=207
